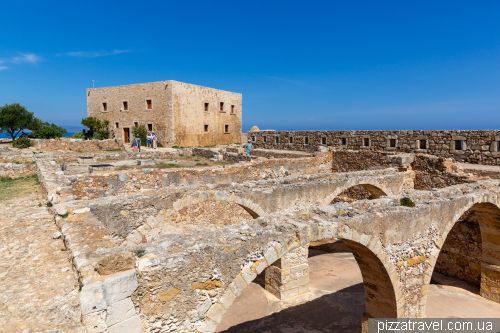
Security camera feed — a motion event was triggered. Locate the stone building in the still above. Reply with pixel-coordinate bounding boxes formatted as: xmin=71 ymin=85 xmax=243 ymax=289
xmin=87 ymin=80 xmax=242 ymax=147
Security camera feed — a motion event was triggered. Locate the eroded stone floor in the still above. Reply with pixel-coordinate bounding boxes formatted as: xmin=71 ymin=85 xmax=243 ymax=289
xmin=217 ymin=245 xmax=500 ymax=333
xmin=0 ymin=193 xmax=84 ymax=332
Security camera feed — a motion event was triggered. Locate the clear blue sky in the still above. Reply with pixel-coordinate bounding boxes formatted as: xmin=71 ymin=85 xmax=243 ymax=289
xmin=1 ymin=1 xmax=499 ymax=132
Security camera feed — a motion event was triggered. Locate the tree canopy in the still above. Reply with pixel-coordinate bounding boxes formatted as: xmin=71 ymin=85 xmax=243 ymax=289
xmin=0 ymin=103 xmax=38 ymax=140
xmin=30 ymin=122 xmax=68 ymax=139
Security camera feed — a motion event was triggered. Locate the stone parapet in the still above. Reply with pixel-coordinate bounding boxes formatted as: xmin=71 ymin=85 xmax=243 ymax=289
xmin=248 ymin=130 xmax=500 ymax=165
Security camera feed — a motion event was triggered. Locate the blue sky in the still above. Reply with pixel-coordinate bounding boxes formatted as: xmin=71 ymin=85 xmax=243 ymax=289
xmin=0 ymin=1 xmax=499 ymax=132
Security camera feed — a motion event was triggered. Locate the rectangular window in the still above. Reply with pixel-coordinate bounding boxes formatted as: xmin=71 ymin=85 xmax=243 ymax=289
xmin=148 ymin=124 xmax=153 ymax=131
xmin=134 ymin=122 xmax=139 ymax=127
xmin=204 ymin=103 xmax=209 ymax=112
xmin=224 ymin=125 xmax=229 ymax=133
xmin=252 ymin=136 xmax=255 ymax=142
xmin=102 ymin=102 xmax=107 ymax=112
xmin=420 ymin=140 xmax=427 ymax=149
xmin=364 ymin=138 xmax=370 ymax=146
xmin=123 ymin=101 xmax=128 ymax=111
xmin=275 ymin=137 xmax=279 ymax=144
xmin=204 ymin=125 xmax=209 ymax=133
xmin=289 ymin=137 xmax=293 ymax=143
xmin=146 ymin=99 xmax=152 ymax=110
xmin=231 ymin=105 xmax=235 ymax=114
xmin=263 ymin=136 xmax=267 ymax=143
xmin=455 ymin=140 xmax=463 ymax=150
xmin=341 ymin=138 xmax=347 ymax=145
xmin=305 ymin=137 xmax=309 ymax=145
xmin=390 ymin=139 xmax=396 ymax=147
xmin=220 ymin=102 xmax=224 ymax=111
xmin=322 ymin=137 xmax=326 ymax=145
xmin=115 ymin=122 xmax=119 ymax=128
xmin=498 ymin=142 xmax=500 ymax=151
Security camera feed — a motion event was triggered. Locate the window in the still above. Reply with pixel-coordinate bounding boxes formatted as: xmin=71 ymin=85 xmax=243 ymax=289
xmin=102 ymin=102 xmax=107 ymax=112
xmin=498 ymin=142 xmax=500 ymax=151
xmin=341 ymin=138 xmax=347 ymax=145
xmin=455 ymin=140 xmax=463 ymax=150
xmin=304 ymin=137 xmax=309 ymax=145
xmin=146 ymin=99 xmax=152 ymax=110
xmin=364 ymin=138 xmax=370 ymax=146
xmin=123 ymin=101 xmax=128 ymax=111
xmin=252 ymin=136 xmax=255 ymax=142
xmin=322 ymin=137 xmax=326 ymax=145
xmin=204 ymin=125 xmax=209 ymax=133
xmin=289 ymin=137 xmax=293 ymax=144
xmin=420 ymin=140 xmax=427 ymax=149
xmin=148 ymin=124 xmax=153 ymax=131
xmin=224 ymin=125 xmax=229 ymax=133
xmin=115 ymin=122 xmax=119 ymax=128
xmin=220 ymin=102 xmax=224 ymax=111
xmin=134 ymin=122 xmax=139 ymax=127
xmin=231 ymin=105 xmax=235 ymax=114
xmin=275 ymin=137 xmax=279 ymax=144
xmin=204 ymin=103 xmax=209 ymax=112
xmin=263 ymin=136 xmax=267 ymax=143
xmin=390 ymin=139 xmax=396 ymax=147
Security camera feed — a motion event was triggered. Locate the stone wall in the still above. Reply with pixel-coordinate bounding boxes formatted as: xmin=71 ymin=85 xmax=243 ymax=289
xmin=192 ymin=147 xmax=221 ymax=160
xmin=30 ymin=138 xmax=123 ymax=151
xmin=248 ymin=130 xmax=500 ymax=165
xmin=433 ymin=212 xmax=481 ymax=286
xmin=0 ymin=162 xmax=37 ymax=178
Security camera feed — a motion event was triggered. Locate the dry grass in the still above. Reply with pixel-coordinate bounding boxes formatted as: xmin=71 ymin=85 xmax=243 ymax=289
xmin=0 ymin=174 xmax=42 ymax=201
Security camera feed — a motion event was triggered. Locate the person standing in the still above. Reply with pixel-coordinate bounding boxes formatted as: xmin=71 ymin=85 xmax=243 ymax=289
xmin=146 ymin=133 xmax=152 ymax=149
xmin=136 ymin=135 xmax=141 ymax=152
xmin=152 ymin=132 xmax=157 ymax=149
xmin=244 ymin=139 xmax=253 ymax=155
xmin=131 ymin=135 xmax=138 ymax=152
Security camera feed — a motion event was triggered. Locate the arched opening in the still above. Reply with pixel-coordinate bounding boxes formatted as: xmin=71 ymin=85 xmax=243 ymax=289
xmin=215 ymin=239 xmax=397 ymax=332
xmin=331 ymin=184 xmax=387 ymax=204
xmin=426 ymin=202 xmax=500 ymax=318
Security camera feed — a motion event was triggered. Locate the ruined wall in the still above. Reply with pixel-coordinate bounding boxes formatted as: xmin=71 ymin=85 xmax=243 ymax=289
xmin=172 ymin=81 xmax=242 ymax=147
xmin=30 ymin=138 xmax=123 ymax=151
xmin=249 ymin=130 xmax=500 ymax=165
xmin=331 ymin=150 xmax=392 ymax=172
xmin=87 ymin=81 xmax=174 ymax=145
xmin=0 ymin=162 xmax=37 ymax=177
xmin=433 ymin=212 xmax=482 ymax=286
xmin=71 ymin=152 xmax=333 ymax=200
xmin=410 ymin=155 xmax=470 ymax=190
xmin=192 ymin=147 xmax=221 ymax=160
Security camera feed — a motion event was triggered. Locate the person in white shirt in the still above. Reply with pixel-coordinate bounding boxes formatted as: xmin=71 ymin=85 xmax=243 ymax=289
xmin=146 ymin=133 xmax=152 ymax=149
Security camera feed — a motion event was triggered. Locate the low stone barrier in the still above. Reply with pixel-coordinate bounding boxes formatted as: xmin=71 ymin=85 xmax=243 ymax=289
xmin=0 ymin=162 xmax=37 ymax=178
xmin=30 ymin=138 xmax=123 ymax=151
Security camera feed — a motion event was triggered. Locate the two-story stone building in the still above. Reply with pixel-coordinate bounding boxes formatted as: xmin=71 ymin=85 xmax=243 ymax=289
xmin=86 ymin=80 xmax=242 ymax=147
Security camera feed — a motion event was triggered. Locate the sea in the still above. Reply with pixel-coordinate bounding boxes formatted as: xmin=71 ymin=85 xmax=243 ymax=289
xmin=0 ymin=132 xmax=77 ymax=139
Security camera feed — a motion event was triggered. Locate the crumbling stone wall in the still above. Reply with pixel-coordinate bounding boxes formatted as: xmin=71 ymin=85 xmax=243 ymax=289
xmin=433 ymin=212 xmax=482 ymax=286
xmin=193 ymin=148 xmax=221 ymax=160
xmin=331 ymin=150 xmax=391 ymax=172
xmin=30 ymin=138 xmax=123 ymax=151
xmin=411 ymin=155 xmax=469 ymax=190
xmin=0 ymin=162 xmax=37 ymax=178
xmin=249 ymin=130 xmax=500 ymax=165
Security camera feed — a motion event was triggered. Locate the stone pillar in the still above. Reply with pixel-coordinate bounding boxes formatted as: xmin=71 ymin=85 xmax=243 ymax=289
xmin=264 ymin=245 xmax=309 ymax=300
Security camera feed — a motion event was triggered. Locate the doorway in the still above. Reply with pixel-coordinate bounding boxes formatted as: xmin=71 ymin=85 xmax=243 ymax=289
xmin=123 ymin=128 xmax=130 ymax=143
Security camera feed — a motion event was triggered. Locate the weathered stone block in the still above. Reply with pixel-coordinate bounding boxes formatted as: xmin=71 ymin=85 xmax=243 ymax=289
xmin=106 ymin=297 xmax=136 ymax=327
xmin=107 ymin=315 xmax=141 ymax=333
xmin=102 ymin=270 xmax=138 ymax=305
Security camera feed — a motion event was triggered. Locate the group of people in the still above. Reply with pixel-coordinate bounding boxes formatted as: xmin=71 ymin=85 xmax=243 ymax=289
xmin=131 ymin=132 xmax=158 ymax=152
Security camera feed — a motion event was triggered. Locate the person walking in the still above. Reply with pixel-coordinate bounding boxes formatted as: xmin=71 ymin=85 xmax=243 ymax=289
xmin=136 ymin=135 xmax=141 ymax=152
xmin=244 ymin=139 xmax=253 ymax=155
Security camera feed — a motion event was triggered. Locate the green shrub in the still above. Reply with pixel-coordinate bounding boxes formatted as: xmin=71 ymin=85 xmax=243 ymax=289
xmin=30 ymin=122 xmax=67 ymax=139
xmin=12 ymin=137 xmax=32 ymax=148
xmin=400 ymin=198 xmax=415 ymax=207
xmin=72 ymin=132 xmax=85 ymax=139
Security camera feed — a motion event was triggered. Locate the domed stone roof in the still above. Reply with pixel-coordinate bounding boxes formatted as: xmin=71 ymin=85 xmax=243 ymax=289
xmin=249 ymin=126 xmax=260 ymax=132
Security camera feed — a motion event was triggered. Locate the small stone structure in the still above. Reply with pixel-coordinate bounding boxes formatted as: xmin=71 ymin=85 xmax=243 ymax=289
xmin=88 ymin=164 xmax=115 ymax=173
xmin=137 ymin=159 xmax=155 ymax=166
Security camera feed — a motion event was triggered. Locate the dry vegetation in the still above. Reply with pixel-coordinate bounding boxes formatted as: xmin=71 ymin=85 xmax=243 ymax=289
xmin=0 ymin=174 xmax=43 ymax=201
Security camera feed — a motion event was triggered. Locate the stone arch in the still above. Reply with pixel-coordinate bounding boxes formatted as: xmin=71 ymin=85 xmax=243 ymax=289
xmin=324 ymin=181 xmax=389 ymax=205
xmin=199 ymin=228 xmax=403 ymax=332
xmin=419 ymin=195 xmax=500 ymax=318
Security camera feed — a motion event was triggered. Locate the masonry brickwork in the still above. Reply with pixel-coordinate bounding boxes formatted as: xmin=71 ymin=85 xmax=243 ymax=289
xmin=249 ymin=130 xmax=500 ymax=165
xmin=87 ymin=80 xmax=242 ymax=147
